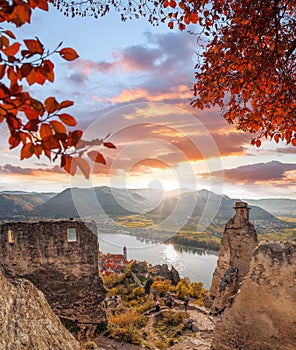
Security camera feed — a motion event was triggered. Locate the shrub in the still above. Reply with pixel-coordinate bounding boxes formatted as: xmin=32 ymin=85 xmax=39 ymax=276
xmin=132 ymin=286 xmax=145 ymax=298
xmin=109 ymin=325 xmax=142 ymax=345
xmin=81 ymin=341 xmax=98 ymax=350
xmin=109 ymin=310 xmax=147 ymax=328
xmin=151 ymin=278 xmax=172 ymax=296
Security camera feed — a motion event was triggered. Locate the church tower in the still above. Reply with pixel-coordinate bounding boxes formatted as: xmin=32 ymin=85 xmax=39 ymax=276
xmin=123 ymin=245 xmax=127 ymax=260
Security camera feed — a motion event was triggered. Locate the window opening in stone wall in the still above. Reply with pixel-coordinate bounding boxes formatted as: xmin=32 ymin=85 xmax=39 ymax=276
xmin=8 ymin=229 xmax=15 ymax=244
xmin=67 ymin=228 xmax=77 ymax=242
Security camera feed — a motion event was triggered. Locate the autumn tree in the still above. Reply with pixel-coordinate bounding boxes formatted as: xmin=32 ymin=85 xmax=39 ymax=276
xmin=175 ymin=277 xmax=190 ymax=299
xmin=53 ymin=0 xmax=296 ymax=146
xmin=0 ymin=0 xmax=115 ymax=179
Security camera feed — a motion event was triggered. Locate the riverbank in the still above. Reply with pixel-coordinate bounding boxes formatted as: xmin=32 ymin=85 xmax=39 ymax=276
xmin=98 ymin=233 xmax=218 ymax=289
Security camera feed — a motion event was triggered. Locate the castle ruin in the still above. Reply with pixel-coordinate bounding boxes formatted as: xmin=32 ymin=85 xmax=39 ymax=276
xmin=207 ymin=202 xmax=258 ymax=313
xmin=0 ymin=220 xmax=106 ymax=332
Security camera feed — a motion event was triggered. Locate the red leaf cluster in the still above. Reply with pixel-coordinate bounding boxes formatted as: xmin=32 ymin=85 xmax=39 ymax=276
xmin=0 ymin=0 xmax=115 ymax=179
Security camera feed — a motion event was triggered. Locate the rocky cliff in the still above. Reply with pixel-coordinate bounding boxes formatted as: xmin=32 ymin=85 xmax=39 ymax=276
xmin=0 ymin=270 xmax=80 ymax=350
xmin=212 ymin=241 xmax=296 ymax=350
xmin=207 ymin=202 xmax=258 ymax=313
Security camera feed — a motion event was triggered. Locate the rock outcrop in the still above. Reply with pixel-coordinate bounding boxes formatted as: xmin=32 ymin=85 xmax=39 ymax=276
xmin=148 ymin=264 xmax=181 ymax=285
xmin=0 ymin=270 xmax=80 ymax=350
xmin=212 ymin=241 xmax=296 ymax=350
xmin=207 ymin=202 xmax=257 ymax=313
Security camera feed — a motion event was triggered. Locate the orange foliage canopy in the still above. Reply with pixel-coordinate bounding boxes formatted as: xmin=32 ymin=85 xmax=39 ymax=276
xmin=0 ymin=0 xmax=115 ymax=179
xmin=54 ymin=0 xmax=296 ymax=146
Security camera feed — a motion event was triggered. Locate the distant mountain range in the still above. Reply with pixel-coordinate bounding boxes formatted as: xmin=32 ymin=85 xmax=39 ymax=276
xmin=0 ymin=187 xmax=294 ymax=229
xmin=246 ymin=198 xmax=296 ymax=217
xmin=0 ymin=192 xmax=56 ymax=219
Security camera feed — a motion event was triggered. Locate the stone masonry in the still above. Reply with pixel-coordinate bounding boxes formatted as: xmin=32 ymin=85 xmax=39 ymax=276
xmin=0 ymin=220 xmax=106 ymax=329
xmin=207 ymin=202 xmax=258 ymax=313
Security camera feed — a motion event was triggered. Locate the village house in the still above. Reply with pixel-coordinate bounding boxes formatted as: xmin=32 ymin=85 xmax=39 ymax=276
xmin=99 ymin=246 xmax=129 ymax=275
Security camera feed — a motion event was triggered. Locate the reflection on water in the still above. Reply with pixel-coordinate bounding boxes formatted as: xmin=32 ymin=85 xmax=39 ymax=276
xmin=98 ymin=233 xmax=218 ymax=289
xmin=174 ymin=245 xmax=213 ymax=256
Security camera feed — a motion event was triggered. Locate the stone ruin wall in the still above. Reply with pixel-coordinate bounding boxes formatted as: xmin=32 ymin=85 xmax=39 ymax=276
xmin=0 ymin=220 xmax=106 ymax=326
xmin=208 ymin=202 xmax=258 ymax=313
xmin=212 ymin=241 xmax=296 ymax=350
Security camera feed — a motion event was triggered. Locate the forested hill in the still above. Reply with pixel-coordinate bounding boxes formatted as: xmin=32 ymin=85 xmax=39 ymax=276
xmin=0 ymin=192 xmax=56 ymax=220
xmin=0 ymin=186 xmax=290 ymax=227
xmin=246 ymin=198 xmax=296 ymax=217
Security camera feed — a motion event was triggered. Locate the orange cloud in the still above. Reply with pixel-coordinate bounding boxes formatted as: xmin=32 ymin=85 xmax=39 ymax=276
xmin=110 ymin=85 xmax=191 ymax=104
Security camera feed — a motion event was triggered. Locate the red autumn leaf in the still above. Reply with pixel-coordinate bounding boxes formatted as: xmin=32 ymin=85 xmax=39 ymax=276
xmin=24 ymin=38 xmax=44 ymax=54
xmin=11 ymin=4 xmax=31 ymax=26
xmin=255 ymin=139 xmax=261 ymax=148
xmin=7 ymin=66 xmax=17 ymax=83
xmin=20 ymin=63 xmax=33 ymax=78
xmin=1 ymin=35 xmax=9 ymax=48
xmin=24 ymin=119 xmax=39 ymax=132
xmin=42 ymin=135 xmax=60 ymax=150
xmin=0 ymin=83 xmax=10 ymax=98
xmin=2 ymin=42 xmax=21 ymax=56
xmin=62 ymin=155 xmax=76 ymax=176
xmin=4 ymin=30 xmax=16 ymax=39
xmin=87 ymin=150 xmax=106 ymax=164
xmin=45 ymin=97 xmax=59 ymax=114
xmin=9 ymin=134 xmax=20 ymax=149
xmin=43 ymin=148 xmax=51 ymax=159
xmin=25 ymin=68 xmax=36 ymax=86
xmin=37 ymin=0 xmax=49 ymax=11
xmin=29 ymin=0 xmax=48 ymax=11
xmin=190 ymin=13 xmax=199 ymax=24
xmin=20 ymin=142 xmax=34 ymax=160
xmin=43 ymin=60 xmax=54 ymax=82
xmin=50 ymin=120 xmax=67 ymax=134
xmin=40 ymin=123 xmax=52 ymax=139
xmin=19 ymin=131 xmax=30 ymax=144
xmin=34 ymin=68 xmax=47 ymax=85
xmin=178 ymin=23 xmax=186 ymax=31
xmin=24 ymin=108 xmax=39 ymax=120
xmin=73 ymin=157 xmax=90 ymax=179
xmin=10 ymin=83 xmax=21 ymax=95
xmin=0 ymin=65 xmax=6 ymax=79
xmin=59 ymin=113 xmax=77 ymax=126
xmin=60 ymin=100 xmax=74 ymax=109
xmin=34 ymin=144 xmax=43 ymax=158
xmin=103 ymin=142 xmax=116 ymax=149
xmin=170 ymin=0 xmax=177 ymax=8
xmin=59 ymin=48 xmax=79 ymax=61
xmin=168 ymin=21 xmax=174 ymax=29
xmin=68 ymin=130 xmax=83 ymax=147
xmin=292 ymin=138 xmax=296 ymax=147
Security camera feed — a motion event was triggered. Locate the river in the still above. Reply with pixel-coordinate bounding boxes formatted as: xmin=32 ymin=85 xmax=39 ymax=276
xmin=98 ymin=233 xmax=218 ymax=289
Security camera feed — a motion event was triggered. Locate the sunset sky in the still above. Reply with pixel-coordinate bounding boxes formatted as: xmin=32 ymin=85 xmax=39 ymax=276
xmin=0 ymin=5 xmax=295 ymax=199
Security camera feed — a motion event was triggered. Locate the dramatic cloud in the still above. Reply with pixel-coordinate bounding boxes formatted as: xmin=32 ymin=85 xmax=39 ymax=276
xmin=0 ymin=164 xmax=64 ymax=176
xmin=202 ymin=161 xmax=296 ymax=184
xmin=70 ymin=30 xmax=195 ymax=81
